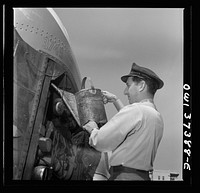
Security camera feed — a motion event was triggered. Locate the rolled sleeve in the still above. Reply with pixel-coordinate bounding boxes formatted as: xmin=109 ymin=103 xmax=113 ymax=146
xmin=89 ymin=104 xmax=142 ymax=152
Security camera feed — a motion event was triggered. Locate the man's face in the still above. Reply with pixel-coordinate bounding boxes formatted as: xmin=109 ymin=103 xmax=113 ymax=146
xmin=124 ymin=77 xmax=140 ymax=104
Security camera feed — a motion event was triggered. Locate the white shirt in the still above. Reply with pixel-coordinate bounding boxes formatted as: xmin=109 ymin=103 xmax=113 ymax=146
xmin=89 ymin=99 xmax=164 ymax=173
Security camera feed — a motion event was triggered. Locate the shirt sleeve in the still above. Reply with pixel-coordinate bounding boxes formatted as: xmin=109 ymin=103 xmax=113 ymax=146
xmin=89 ymin=104 xmax=142 ymax=152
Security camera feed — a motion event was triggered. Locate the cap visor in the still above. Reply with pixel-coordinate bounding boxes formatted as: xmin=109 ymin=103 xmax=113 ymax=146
xmin=121 ymin=75 xmax=130 ymax=83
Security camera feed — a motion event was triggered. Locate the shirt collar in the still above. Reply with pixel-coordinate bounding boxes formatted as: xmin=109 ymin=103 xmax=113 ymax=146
xmin=139 ymin=98 xmax=157 ymax=110
xmin=140 ymin=98 xmax=154 ymax=103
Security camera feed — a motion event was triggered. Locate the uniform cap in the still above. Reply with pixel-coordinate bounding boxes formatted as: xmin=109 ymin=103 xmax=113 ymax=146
xmin=121 ymin=63 xmax=164 ymax=89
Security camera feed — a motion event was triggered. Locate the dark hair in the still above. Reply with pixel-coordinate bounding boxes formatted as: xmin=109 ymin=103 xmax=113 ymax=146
xmin=132 ymin=76 xmax=158 ymax=95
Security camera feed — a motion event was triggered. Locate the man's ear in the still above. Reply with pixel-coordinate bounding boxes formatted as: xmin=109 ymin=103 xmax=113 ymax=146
xmin=138 ymin=80 xmax=146 ymax=92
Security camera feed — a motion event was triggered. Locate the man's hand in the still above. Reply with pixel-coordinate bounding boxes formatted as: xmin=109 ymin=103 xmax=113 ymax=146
xmin=83 ymin=121 xmax=98 ymax=134
xmin=102 ymin=91 xmax=117 ymax=104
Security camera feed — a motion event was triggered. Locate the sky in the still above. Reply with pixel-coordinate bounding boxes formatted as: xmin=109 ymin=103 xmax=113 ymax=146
xmin=54 ymin=8 xmax=183 ymax=179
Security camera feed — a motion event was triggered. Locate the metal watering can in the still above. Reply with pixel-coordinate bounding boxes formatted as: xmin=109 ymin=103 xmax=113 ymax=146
xmin=75 ymin=77 xmax=107 ymax=127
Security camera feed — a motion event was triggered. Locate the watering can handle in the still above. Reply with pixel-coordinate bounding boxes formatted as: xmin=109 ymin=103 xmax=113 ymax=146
xmin=81 ymin=77 xmax=95 ymax=90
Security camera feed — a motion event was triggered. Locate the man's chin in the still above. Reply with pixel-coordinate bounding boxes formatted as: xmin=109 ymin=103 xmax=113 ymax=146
xmin=128 ymin=99 xmax=135 ymax=104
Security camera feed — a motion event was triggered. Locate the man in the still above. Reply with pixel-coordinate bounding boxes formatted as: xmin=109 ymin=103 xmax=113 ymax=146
xmin=83 ymin=62 xmax=164 ymax=180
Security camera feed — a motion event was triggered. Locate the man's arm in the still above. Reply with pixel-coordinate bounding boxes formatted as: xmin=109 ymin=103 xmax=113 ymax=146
xmin=102 ymin=91 xmax=124 ymax=111
xmin=83 ymin=104 xmax=143 ymax=152
xmin=113 ymin=98 xmax=124 ymax=111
